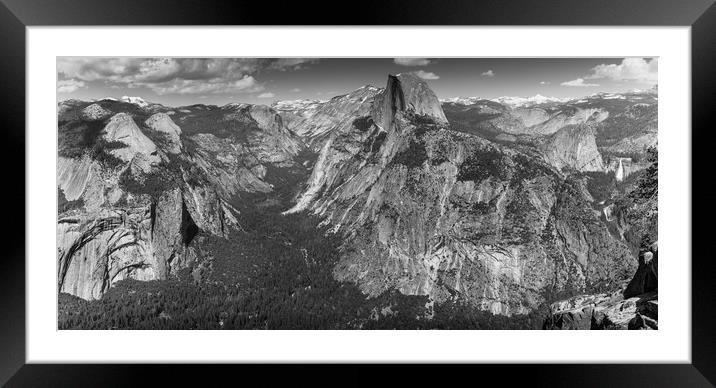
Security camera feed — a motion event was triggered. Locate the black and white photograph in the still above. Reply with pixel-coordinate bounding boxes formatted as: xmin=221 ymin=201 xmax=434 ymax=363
xmin=3 ymin=0 xmax=715 ymax=381
xmin=55 ymin=57 xmax=659 ymax=330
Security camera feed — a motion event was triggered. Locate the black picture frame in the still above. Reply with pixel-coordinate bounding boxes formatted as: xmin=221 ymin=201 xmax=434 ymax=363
xmin=2 ymin=0 xmax=714 ymax=385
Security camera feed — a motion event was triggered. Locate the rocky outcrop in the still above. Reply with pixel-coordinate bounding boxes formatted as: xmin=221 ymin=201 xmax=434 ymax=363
xmin=544 ymin=290 xmax=657 ymax=330
xmin=371 ymin=73 xmax=449 ymax=131
xmin=145 ymin=113 xmax=183 ymax=154
xmin=539 ymin=124 xmax=605 ymax=172
xmin=624 ymin=241 xmax=658 ymax=298
xmin=102 ymin=113 xmax=160 ymax=163
xmin=544 ymin=242 xmax=658 ymax=329
xmin=57 ymin=188 xmax=208 ymax=299
xmin=57 ymin=155 xmax=94 ymax=201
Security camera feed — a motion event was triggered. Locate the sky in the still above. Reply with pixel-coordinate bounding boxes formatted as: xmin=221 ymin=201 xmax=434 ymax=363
xmin=57 ymin=57 xmax=658 ymax=106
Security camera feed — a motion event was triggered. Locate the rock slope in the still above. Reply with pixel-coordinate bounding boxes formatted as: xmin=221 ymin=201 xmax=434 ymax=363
xmin=285 ymin=73 xmax=635 ymax=315
xmin=539 ymin=124 xmax=605 ymax=172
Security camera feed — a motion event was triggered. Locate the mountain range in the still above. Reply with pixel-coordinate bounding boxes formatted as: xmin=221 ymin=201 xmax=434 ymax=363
xmin=56 ymin=73 xmax=658 ymax=329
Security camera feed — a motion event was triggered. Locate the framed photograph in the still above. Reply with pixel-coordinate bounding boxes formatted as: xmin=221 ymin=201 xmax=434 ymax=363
xmin=3 ymin=0 xmax=715 ymax=385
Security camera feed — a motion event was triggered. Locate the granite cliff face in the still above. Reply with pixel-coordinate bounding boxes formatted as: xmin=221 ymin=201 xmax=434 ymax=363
xmin=539 ymin=124 xmax=604 ymax=172
xmin=284 ymin=73 xmax=635 ymax=315
xmin=57 ymin=100 xmax=303 ymax=300
xmin=273 ymin=86 xmax=382 ymax=151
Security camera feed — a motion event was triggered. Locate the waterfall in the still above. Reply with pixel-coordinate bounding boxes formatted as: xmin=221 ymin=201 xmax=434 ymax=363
xmin=615 ymin=158 xmax=625 ymax=182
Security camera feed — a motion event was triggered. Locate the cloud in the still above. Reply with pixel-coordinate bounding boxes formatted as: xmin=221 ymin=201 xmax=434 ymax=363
xmin=267 ymin=58 xmax=319 ymax=71
xmin=150 ymin=75 xmax=263 ymax=95
xmin=412 ymin=70 xmax=440 ymax=80
xmin=540 ymin=81 xmax=550 ymax=85
xmin=394 ymin=58 xmax=432 ymax=66
xmin=560 ymin=78 xmax=600 ymax=87
xmin=586 ymin=57 xmax=657 ymax=83
xmin=481 ymin=70 xmax=495 ymax=77
xmin=290 ymin=88 xmax=301 ymax=92
xmin=257 ymin=92 xmax=275 ymax=99
xmin=57 ymin=79 xmax=87 ymax=93
xmin=56 ymin=58 xmax=318 ymax=95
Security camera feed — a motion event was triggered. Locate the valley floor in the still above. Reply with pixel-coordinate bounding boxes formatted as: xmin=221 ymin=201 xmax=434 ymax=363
xmin=58 ymin=209 xmax=548 ymax=330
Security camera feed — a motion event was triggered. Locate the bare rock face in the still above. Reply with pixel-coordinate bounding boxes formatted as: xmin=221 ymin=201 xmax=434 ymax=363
xmin=57 ymin=112 xmax=243 ymax=300
xmin=178 ymin=104 xmax=308 ymax=200
xmin=145 ymin=113 xmax=183 ymax=154
xmin=539 ymin=124 xmax=605 ymax=172
xmin=180 ymin=164 xmax=240 ymax=237
xmin=57 ymin=155 xmax=94 ymax=201
xmin=287 ymin=74 xmax=635 ymax=315
xmin=273 ymin=86 xmax=381 ymax=151
xmin=57 ymin=187 xmax=208 ymax=299
xmin=151 ymin=187 xmax=186 ymax=278
xmin=57 ymin=208 xmax=156 ymax=299
xmin=244 ymin=105 xmax=304 ymax=166
xmin=102 ymin=113 xmax=160 ymax=163
xmin=188 ymin=133 xmax=273 ymax=196
xmin=57 ymin=167 xmax=238 ymax=300
xmin=371 ymin=73 xmax=449 ymax=131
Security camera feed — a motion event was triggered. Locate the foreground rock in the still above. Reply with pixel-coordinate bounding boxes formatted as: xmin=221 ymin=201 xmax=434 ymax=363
xmin=544 ymin=242 xmax=658 ymax=329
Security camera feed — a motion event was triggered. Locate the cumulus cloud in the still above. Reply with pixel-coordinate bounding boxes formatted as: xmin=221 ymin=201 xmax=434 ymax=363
xmin=394 ymin=58 xmax=432 ymax=66
xmin=412 ymin=70 xmax=440 ymax=80
xmin=586 ymin=57 xmax=658 ymax=83
xmin=257 ymin=92 xmax=276 ymax=99
xmin=150 ymin=75 xmax=262 ymax=95
xmin=57 ymin=79 xmax=87 ymax=93
xmin=267 ymin=58 xmax=319 ymax=71
xmin=481 ymin=70 xmax=495 ymax=77
xmin=290 ymin=88 xmax=301 ymax=92
xmin=561 ymin=78 xmax=600 ymax=87
xmin=56 ymin=58 xmax=317 ymax=95
xmin=540 ymin=81 xmax=550 ymax=85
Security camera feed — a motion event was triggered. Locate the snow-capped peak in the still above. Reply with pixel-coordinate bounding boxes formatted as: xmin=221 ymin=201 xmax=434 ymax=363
xmin=120 ymin=96 xmax=149 ymax=107
xmin=272 ymin=99 xmax=324 ymax=112
xmin=491 ymin=94 xmax=568 ymax=107
xmin=440 ymin=96 xmax=484 ymax=105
